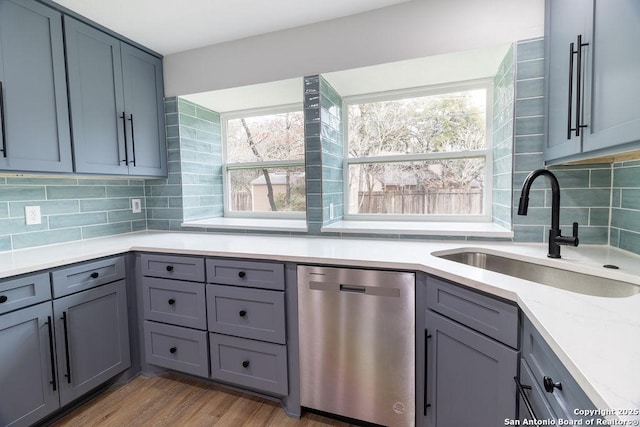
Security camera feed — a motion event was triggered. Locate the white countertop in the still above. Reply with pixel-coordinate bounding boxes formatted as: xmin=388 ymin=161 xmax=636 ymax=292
xmin=1 ymin=231 xmax=639 ymax=421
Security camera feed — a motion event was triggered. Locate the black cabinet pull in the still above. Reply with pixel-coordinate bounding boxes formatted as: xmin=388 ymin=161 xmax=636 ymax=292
xmin=168 ymin=298 xmax=176 ymax=305
xmin=238 ymin=271 xmax=246 ymax=278
xmin=424 ymin=330 xmax=432 ymax=415
xmin=90 ymin=272 xmax=99 ymax=279
xmin=169 ymin=347 xmax=177 ymax=354
xmin=120 ymin=112 xmax=129 ymax=164
xmin=46 ymin=316 xmax=57 ymax=391
xmin=166 ymin=265 xmax=174 ymax=272
xmin=128 ymin=114 xmax=137 ymax=166
xmin=0 ymin=295 xmax=7 ymax=303
xmin=61 ymin=312 xmax=72 ymax=384
xmin=567 ymin=35 xmax=590 ymax=139
xmin=242 ymin=360 xmax=250 ymax=368
xmin=239 ymin=310 xmax=247 ymax=317
xmin=543 ymin=376 xmax=562 ymax=393
xmin=0 ymin=81 xmax=7 ymax=158
xmin=514 ymin=377 xmax=537 ymax=421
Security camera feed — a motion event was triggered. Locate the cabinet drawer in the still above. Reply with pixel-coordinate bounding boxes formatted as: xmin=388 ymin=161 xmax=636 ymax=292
xmin=521 ymin=317 xmax=599 ymax=420
xmin=206 ymin=259 xmax=284 ymax=290
xmin=517 ymin=359 xmax=557 ymax=421
xmin=206 ymin=285 xmax=285 ymax=344
xmin=426 ymin=276 xmax=518 ymax=348
xmin=142 ymin=278 xmax=206 ymax=330
xmin=0 ymin=272 xmax=51 ymax=315
xmin=143 ymin=321 xmax=209 ymax=378
xmin=51 ymin=256 xmax=125 ymax=298
xmin=209 ymin=333 xmax=288 ymax=396
xmin=140 ymin=254 xmax=205 ymax=282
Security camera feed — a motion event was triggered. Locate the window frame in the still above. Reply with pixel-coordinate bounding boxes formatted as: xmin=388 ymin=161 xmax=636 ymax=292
xmin=342 ymin=79 xmax=494 ymax=222
xmin=221 ymin=103 xmax=306 ymax=219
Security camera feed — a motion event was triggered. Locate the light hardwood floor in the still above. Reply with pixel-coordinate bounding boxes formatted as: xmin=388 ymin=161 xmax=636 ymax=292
xmin=51 ymin=375 xmax=360 ymax=427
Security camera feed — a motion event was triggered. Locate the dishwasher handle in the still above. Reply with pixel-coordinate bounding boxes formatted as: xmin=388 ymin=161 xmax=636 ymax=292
xmin=340 ymin=284 xmax=366 ymax=293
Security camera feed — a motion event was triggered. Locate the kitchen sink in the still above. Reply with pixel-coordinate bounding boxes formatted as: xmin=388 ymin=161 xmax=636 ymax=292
xmin=435 ymin=251 xmax=640 ymax=298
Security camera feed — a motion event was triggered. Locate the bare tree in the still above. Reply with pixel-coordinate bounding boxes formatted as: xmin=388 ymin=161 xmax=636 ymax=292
xmin=240 ymin=118 xmax=277 ymax=211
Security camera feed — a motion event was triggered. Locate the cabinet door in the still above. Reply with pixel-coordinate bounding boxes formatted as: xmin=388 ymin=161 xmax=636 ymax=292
xmin=544 ymin=0 xmax=592 ymax=163
xmin=53 ymin=280 xmax=130 ymax=406
xmin=64 ymin=16 xmax=129 ymax=175
xmin=0 ymin=0 xmax=72 ymax=173
xmin=424 ymin=310 xmax=518 ymax=427
xmin=121 ymin=43 xmax=167 ymax=177
xmin=0 ymin=302 xmax=59 ymax=427
xmin=583 ymin=0 xmax=640 ymax=154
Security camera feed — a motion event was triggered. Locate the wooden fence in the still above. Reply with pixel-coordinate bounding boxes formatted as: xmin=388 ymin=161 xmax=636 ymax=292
xmin=356 ymin=189 xmax=483 ymax=215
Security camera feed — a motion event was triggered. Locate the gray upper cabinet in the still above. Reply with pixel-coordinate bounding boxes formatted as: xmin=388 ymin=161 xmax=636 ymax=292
xmin=545 ymin=0 xmax=640 ymax=164
xmin=65 ymin=17 xmax=166 ymax=177
xmin=0 ymin=302 xmax=60 ymax=427
xmin=0 ymin=0 xmax=72 ymax=173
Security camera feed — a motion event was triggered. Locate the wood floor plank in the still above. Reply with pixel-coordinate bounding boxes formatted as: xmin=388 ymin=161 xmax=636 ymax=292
xmin=51 ymin=375 xmax=359 ymax=427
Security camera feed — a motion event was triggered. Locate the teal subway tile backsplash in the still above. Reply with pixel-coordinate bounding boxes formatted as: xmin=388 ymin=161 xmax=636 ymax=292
xmin=0 ymin=176 xmax=148 ymax=252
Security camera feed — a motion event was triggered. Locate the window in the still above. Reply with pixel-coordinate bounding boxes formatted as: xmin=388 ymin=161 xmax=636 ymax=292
xmin=345 ymin=81 xmax=492 ymax=221
xmin=223 ymin=105 xmax=305 ymax=218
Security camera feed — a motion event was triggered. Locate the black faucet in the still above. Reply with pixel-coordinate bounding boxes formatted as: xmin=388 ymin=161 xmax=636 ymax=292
xmin=517 ymin=169 xmax=579 ymax=258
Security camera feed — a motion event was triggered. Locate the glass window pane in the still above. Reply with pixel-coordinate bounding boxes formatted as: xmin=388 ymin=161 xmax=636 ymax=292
xmin=228 ymin=167 xmax=306 ymax=213
xmin=348 ymin=159 xmax=484 ymax=215
xmin=348 ymin=89 xmax=486 ymax=157
xmin=226 ymin=111 xmax=304 ymax=163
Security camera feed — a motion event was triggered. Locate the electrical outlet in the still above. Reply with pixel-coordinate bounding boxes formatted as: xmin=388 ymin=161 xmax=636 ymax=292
xmin=25 ymin=206 xmax=41 ymax=225
xmin=131 ymin=199 xmax=142 ymax=214
xmin=329 ymin=203 xmax=334 ymax=219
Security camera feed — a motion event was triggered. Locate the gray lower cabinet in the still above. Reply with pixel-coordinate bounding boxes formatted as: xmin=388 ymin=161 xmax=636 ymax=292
xmin=0 ymin=302 xmax=59 ymax=427
xmin=65 ymin=16 xmax=166 ymax=177
xmin=423 ymin=276 xmax=519 ymax=427
xmin=517 ymin=316 xmax=601 ymax=423
xmin=424 ymin=310 xmax=518 ymax=427
xmin=0 ymin=0 xmax=72 ymax=173
xmin=53 ymin=280 xmax=131 ymax=406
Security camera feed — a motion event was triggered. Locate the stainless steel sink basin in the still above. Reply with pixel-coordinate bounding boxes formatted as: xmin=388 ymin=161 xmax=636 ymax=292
xmin=436 ymin=251 xmax=640 ymax=298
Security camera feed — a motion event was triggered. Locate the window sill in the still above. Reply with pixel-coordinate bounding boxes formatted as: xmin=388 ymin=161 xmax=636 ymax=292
xmin=321 ymin=220 xmax=513 ymax=238
xmin=182 ymin=217 xmax=308 ymax=232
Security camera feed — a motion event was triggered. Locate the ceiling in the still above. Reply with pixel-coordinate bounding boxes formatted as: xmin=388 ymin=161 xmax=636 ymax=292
xmin=53 ymin=0 xmax=413 ymax=55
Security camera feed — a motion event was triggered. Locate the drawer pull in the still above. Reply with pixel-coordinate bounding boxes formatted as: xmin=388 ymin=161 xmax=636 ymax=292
xmin=242 ymin=360 xmax=250 ymax=368
xmin=90 ymin=272 xmax=99 ymax=279
xmin=543 ymin=376 xmax=562 ymax=393
xmin=514 ymin=377 xmax=537 ymax=421
xmin=239 ymin=310 xmax=247 ymax=317
xmin=166 ymin=265 xmax=174 ymax=272
xmin=169 ymin=347 xmax=177 ymax=354
xmin=0 ymin=295 xmax=7 ymax=303
xmin=238 ymin=271 xmax=246 ymax=278
xmin=168 ymin=298 xmax=176 ymax=305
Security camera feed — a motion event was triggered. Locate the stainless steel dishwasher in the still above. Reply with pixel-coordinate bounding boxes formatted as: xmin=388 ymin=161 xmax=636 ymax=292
xmin=298 ymin=265 xmax=415 ymax=427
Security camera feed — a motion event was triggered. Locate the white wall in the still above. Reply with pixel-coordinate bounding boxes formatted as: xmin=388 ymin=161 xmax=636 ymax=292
xmin=163 ymin=0 xmax=544 ymax=97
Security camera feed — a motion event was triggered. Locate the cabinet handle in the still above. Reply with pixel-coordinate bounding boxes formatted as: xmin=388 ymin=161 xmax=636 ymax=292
xmin=0 ymin=81 xmax=6 ymax=158
xmin=424 ymin=329 xmax=432 ymax=415
xmin=567 ymin=35 xmax=590 ymax=139
xmin=543 ymin=376 xmax=562 ymax=393
xmin=514 ymin=376 xmax=537 ymax=421
xmin=168 ymin=298 xmax=176 ymax=305
xmin=61 ymin=311 xmax=72 ymax=384
xmin=0 ymin=295 xmax=7 ymax=303
xmin=120 ymin=112 xmax=129 ymax=164
xmin=239 ymin=310 xmax=247 ymax=317
xmin=128 ymin=114 xmax=137 ymax=166
xmin=46 ymin=316 xmax=57 ymax=391
xmin=238 ymin=271 xmax=246 ymax=278
xmin=242 ymin=360 xmax=250 ymax=368
xmin=90 ymin=272 xmax=99 ymax=279
xmin=166 ymin=265 xmax=174 ymax=272
xmin=169 ymin=347 xmax=177 ymax=354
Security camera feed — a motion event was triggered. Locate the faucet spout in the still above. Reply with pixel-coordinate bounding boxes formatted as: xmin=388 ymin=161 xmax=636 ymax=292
xmin=517 ymin=169 xmax=578 ymax=258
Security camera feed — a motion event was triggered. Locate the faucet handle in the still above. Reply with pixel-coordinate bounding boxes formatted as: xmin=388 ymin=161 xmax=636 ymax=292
xmin=555 ymin=222 xmax=579 ymax=247
xmin=572 ymin=222 xmax=579 ymax=239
